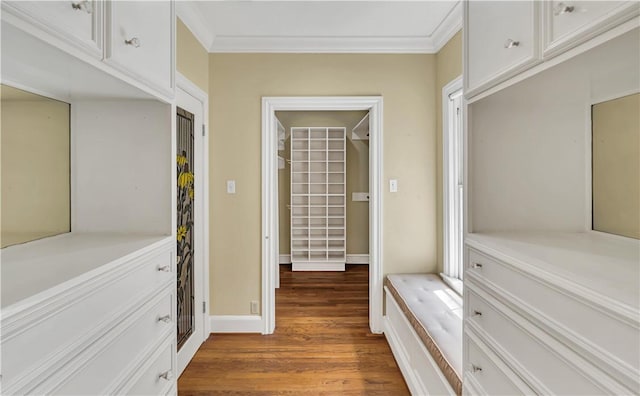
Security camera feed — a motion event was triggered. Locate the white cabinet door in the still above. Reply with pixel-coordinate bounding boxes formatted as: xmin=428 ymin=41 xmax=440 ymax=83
xmin=105 ymin=1 xmax=175 ymax=97
xmin=543 ymin=1 xmax=640 ymax=58
xmin=2 ymin=0 xmax=103 ymax=58
xmin=464 ymin=1 xmax=540 ymax=97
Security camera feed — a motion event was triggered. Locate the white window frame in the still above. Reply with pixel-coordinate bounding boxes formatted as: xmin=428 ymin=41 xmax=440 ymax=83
xmin=442 ymin=77 xmax=464 ymax=282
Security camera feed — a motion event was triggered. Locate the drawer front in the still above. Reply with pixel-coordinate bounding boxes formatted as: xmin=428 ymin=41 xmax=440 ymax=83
xmin=2 ymin=246 xmax=173 ymax=388
xmin=52 ymin=290 xmax=174 ymax=395
xmin=126 ymin=337 xmax=175 ymax=396
xmin=106 ymin=1 xmax=174 ymax=96
xmin=2 ymin=0 xmax=102 ymax=57
xmin=465 ymin=0 xmax=540 ymax=96
xmin=465 ymin=285 xmax=609 ymax=395
xmin=464 ymin=330 xmax=533 ymax=395
xmin=465 ymin=247 xmax=639 ymax=374
xmin=544 ymin=1 xmax=640 ymax=57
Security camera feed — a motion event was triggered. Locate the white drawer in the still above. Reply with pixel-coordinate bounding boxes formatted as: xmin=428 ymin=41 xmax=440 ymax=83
xmin=464 ymin=330 xmax=534 ymax=395
xmin=125 ymin=338 xmax=175 ymax=396
xmin=465 ymin=285 xmax=609 ymax=395
xmin=1 ymin=246 xmax=173 ymax=390
xmin=51 ymin=290 xmax=174 ymax=395
xmin=465 ymin=247 xmax=639 ymax=377
xmin=2 ymin=0 xmax=103 ymax=58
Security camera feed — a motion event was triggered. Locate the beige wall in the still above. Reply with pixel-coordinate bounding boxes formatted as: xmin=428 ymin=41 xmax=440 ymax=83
xmin=210 ymin=54 xmax=437 ymax=315
xmin=177 ymin=19 xmax=209 ymax=93
xmin=592 ymin=93 xmax=640 ymax=239
xmin=435 ymin=31 xmax=463 ymax=272
xmin=275 ymin=111 xmax=370 ymax=256
xmin=1 ymin=85 xmax=70 ymax=248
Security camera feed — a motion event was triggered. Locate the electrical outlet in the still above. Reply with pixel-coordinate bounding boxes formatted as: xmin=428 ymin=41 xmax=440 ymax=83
xmin=389 ymin=179 xmax=398 ymax=193
xmin=227 ymin=180 xmax=236 ymax=194
xmin=250 ymin=300 xmax=259 ymax=314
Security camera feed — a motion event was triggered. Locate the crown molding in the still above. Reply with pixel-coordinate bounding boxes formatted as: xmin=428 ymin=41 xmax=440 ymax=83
xmin=430 ymin=0 xmax=463 ymax=52
xmin=176 ymin=1 xmax=215 ymax=51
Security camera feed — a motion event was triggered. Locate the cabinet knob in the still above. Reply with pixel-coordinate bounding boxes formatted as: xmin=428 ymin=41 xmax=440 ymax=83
xmin=554 ymin=2 xmax=575 ymax=16
xmin=472 ymin=310 xmax=482 ymax=317
xmin=157 ymin=314 xmax=171 ymax=323
xmin=472 ymin=262 xmax=483 ymax=269
xmin=157 ymin=265 xmax=171 ymax=272
xmin=71 ymin=1 xmax=92 ymax=13
xmin=504 ymin=39 xmax=520 ymax=49
xmin=471 ymin=364 xmax=482 ymax=373
xmin=125 ymin=37 xmax=141 ymax=48
xmin=158 ymin=370 xmax=173 ymax=381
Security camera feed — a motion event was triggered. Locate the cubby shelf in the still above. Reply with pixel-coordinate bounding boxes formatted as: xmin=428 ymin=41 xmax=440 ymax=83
xmin=290 ymin=127 xmax=346 ymax=271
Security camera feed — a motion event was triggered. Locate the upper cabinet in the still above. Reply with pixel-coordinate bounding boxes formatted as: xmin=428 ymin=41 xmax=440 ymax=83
xmin=2 ymin=0 xmax=104 ymax=59
xmin=464 ymin=0 xmax=639 ymax=99
xmin=543 ymin=1 xmax=640 ymax=58
xmin=105 ymin=1 xmax=175 ymax=97
xmin=464 ymin=1 xmax=540 ymax=98
xmin=1 ymin=0 xmax=175 ymax=100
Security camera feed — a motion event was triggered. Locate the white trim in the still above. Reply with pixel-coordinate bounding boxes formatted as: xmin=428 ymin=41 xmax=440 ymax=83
xmin=175 ymin=2 xmax=215 ymax=51
xmin=176 ymin=73 xmax=211 ymax=338
xmin=210 ymin=315 xmax=263 ymax=333
xmin=346 ymin=254 xmax=370 ymax=264
xmin=279 ymin=254 xmax=291 ymax=264
xmin=442 ymin=76 xmax=464 ymax=280
xmin=262 ymin=96 xmax=384 ymax=335
xmin=292 ymin=262 xmax=345 ymax=271
xmin=431 ymin=1 xmax=463 ymax=53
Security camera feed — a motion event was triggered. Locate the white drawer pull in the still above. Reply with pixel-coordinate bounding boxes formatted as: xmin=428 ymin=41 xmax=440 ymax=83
xmin=472 ymin=262 xmax=483 ymax=269
xmin=472 ymin=310 xmax=482 ymax=317
xmin=158 ymin=370 xmax=173 ymax=381
xmin=554 ymin=2 xmax=575 ymax=15
xmin=504 ymin=39 xmax=520 ymax=49
xmin=71 ymin=1 xmax=92 ymax=13
xmin=471 ymin=364 xmax=482 ymax=373
xmin=157 ymin=265 xmax=170 ymax=272
xmin=157 ymin=315 xmax=171 ymax=323
xmin=125 ymin=37 xmax=141 ymax=48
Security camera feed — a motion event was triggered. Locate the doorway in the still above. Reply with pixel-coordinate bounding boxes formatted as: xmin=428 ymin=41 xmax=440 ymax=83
xmin=261 ymin=96 xmax=383 ymax=335
xmin=176 ymin=75 xmax=210 ymax=375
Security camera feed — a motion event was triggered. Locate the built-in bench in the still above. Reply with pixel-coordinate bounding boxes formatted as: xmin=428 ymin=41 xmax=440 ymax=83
xmin=383 ymin=274 xmax=463 ymax=395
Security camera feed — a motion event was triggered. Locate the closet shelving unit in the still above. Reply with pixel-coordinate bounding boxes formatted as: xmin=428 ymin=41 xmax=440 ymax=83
xmin=290 ymin=127 xmax=346 ymax=271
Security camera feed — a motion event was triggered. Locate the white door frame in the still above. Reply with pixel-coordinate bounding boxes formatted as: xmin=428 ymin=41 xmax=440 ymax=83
xmin=176 ymin=73 xmax=210 ymax=375
xmin=261 ymin=96 xmax=384 ymax=335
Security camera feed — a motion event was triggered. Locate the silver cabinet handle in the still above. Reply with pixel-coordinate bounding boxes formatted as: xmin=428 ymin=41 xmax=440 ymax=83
xmin=157 ymin=314 xmax=171 ymax=323
xmin=471 ymin=364 xmax=482 ymax=373
xmin=504 ymin=39 xmax=520 ymax=49
xmin=554 ymin=2 xmax=575 ymax=15
xmin=158 ymin=370 xmax=173 ymax=381
xmin=472 ymin=310 xmax=482 ymax=317
xmin=157 ymin=265 xmax=170 ymax=272
xmin=125 ymin=37 xmax=141 ymax=48
xmin=71 ymin=1 xmax=92 ymax=13
xmin=472 ymin=262 xmax=483 ymax=269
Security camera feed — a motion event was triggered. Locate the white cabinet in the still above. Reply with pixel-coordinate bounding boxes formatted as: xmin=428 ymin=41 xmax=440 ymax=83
xmin=2 ymin=0 xmax=103 ymax=58
xmin=105 ymin=1 xmax=175 ymax=97
xmin=543 ymin=1 xmax=640 ymax=57
xmin=464 ymin=0 xmax=540 ymax=97
xmin=290 ymin=127 xmax=346 ymax=271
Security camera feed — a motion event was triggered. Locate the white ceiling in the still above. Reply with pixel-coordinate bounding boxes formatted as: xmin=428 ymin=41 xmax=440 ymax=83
xmin=177 ymin=1 xmax=462 ymax=53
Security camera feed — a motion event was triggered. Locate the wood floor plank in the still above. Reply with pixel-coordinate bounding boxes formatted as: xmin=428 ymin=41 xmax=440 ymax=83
xmin=178 ymin=264 xmax=409 ymax=395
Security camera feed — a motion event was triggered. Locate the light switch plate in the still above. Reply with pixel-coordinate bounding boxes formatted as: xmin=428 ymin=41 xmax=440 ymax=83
xmin=227 ymin=180 xmax=236 ymax=194
xmin=389 ymin=179 xmax=398 ymax=193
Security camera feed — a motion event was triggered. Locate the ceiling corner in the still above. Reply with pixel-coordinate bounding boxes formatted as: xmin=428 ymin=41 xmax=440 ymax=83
xmin=176 ymin=2 xmax=215 ymax=52
xmin=430 ymin=1 xmax=463 ymax=53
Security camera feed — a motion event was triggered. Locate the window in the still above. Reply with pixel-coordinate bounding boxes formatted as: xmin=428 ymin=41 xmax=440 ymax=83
xmin=443 ymin=78 xmax=464 ymax=283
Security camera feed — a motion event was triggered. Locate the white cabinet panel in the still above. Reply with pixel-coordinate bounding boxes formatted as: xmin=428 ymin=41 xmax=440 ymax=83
xmin=543 ymin=1 xmax=640 ymax=57
xmin=464 ymin=0 xmax=540 ymax=97
xmin=2 ymin=0 xmax=103 ymax=58
xmin=105 ymin=1 xmax=175 ymax=96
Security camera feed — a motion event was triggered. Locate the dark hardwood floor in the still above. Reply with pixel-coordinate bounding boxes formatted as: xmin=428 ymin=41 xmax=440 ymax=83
xmin=178 ymin=264 xmax=409 ymax=395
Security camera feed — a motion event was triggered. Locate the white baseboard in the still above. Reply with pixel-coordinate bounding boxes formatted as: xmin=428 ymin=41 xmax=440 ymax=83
xmin=210 ymin=315 xmax=262 ymax=333
xmin=346 ymin=254 xmax=369 ymax=264
xmin=280 ymin=254 xmax=368 ymax=265
xmin=292 ymin=262 xmax=345 ymax=271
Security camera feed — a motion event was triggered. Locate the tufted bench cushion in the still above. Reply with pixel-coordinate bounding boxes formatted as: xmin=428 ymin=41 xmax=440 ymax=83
xmin=385 ymin=274 xmax=463 ymax=395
